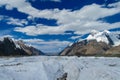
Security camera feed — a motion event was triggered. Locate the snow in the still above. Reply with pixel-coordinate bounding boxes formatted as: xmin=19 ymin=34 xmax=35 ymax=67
xmin=77 ymin=39 xmax=86 ymax=42
xmin=0 ymin=56 xmax=120 ymax=80
xmin=87 ymin=30 xmax=109 ymax=44
xmin=0 ymin=38 xmax=4 ymax=42
xmin=11 ymin=38 xmax=21 ymax=49
xmin=68 ymin=43 xmax=73 ymax=46
xmin=108 ymin=33 xmax=120 ymax=46
xmin=14 ymin=42 xmax=21 ymax=49
xmin=86 ymin=30 xmax=120 ymax=46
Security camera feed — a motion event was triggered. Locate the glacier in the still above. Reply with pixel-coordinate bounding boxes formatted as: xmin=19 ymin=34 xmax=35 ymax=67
xmin=0 ymin=56 xmax=120 ymax=80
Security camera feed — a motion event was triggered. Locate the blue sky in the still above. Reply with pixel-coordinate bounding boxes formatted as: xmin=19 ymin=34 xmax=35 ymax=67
xmin=0 ymin=0 xmax=120 ymax=53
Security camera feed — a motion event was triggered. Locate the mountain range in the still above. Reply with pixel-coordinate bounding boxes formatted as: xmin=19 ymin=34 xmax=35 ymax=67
xmin=60 ymin=30 xmax=120 ymax=57
xmin=0 ymin=30 xmax=120 ymax=56
xmin=0 ymin=37 xmax=44 ymax=56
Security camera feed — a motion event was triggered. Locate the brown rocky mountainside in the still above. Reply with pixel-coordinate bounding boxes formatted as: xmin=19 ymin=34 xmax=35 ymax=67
xmin=105 ymin=45 xmax=120 ymax=56
xmin=60 ymin=30 xmax=120 ymax=56
xmin=0 ymin=37 xmax=44 ymax=56
xmin=60 ymin=40 xmax=120 ymax=56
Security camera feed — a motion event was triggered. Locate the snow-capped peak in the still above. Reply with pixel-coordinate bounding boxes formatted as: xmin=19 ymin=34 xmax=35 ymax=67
xmin=86 ymin=30 xmax=120 ymax=46
xmin=87 ymin=30 xmax=110 ymax=44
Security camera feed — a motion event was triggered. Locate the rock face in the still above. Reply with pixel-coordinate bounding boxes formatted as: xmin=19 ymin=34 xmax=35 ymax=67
xmin=61 ymin=40 xmax=112 ymax=56
xmin=60 ymin=30 xmax=120 ymax=56
xmin=57 ymin=73 xmax=67 ymax=80
xmin=105 ymin=45 xmax=120 ymax=56
xmin=0 ymin=37 xmax=44 ymax=56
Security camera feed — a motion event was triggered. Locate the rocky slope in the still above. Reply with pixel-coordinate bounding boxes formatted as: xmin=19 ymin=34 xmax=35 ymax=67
xmin=60 ymin=30 xmax=120 ymax=56
xmin=0 ymin=37 xmax=44 ymax=56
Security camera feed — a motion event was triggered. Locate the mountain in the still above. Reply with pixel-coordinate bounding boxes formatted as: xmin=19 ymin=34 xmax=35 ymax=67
xmin=60 ymin=30 xmax=120 ymax=56
xmin=0 ymin=37 xmax=44 ymax=56
xmin=86 ymin=30 xmax=120 ymax=46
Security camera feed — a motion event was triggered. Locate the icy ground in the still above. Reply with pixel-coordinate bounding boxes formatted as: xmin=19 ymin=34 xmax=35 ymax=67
xmin=0 ymin=56 xmax=120 ymax=80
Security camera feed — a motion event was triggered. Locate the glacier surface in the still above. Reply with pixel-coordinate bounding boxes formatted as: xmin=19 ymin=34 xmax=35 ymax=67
xmin=0 ymin=56 xmax=120 ymax=80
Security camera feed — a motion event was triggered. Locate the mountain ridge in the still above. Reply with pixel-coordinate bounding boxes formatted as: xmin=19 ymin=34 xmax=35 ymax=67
xmin=0 ymin=37 xmax=44 ymax=56
xmin=60 ymin=30 xmax=120 ymax=56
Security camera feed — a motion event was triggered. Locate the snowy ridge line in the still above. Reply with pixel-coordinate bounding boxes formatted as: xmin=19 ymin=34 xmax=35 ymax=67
xmin=76 ymin=30 xmax=120 ymax=46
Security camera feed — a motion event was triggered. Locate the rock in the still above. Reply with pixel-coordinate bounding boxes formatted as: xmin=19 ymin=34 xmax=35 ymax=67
xmin=60 ymin=30 xmax=120 ymax=57
xmin=60 ymin=40 xmax=112 ymax=56
xmin=0 ymin=37 xmax=44 ymax=56
xmin=57 ymin=73 xmax=67 ymax=80
xmin=105 ymin=45 xmax=120 ymax=56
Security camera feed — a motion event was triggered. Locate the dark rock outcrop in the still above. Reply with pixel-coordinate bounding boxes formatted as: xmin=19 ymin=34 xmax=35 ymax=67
xmin=0 ymin=37 xmax=44 ymax=56
xmin=57 ymin=73 xmax=67 ymax=80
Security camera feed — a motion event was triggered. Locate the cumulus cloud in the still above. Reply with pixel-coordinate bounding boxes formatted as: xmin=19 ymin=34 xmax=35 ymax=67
xmin=70 ymin=36 xmax=81 ymax=40
xmin=40 ymin=0 xmax=61 ymax=2
xmin=0 ymin=0 xmax=120 ymax=36
xmin=7 ymin=18 xmax=28 ymax=26
xmin=22 ymin=38 xmax=44 ymax=43
xmin=0 ymin=15 xmax=28 ymax=26
xmin=28 ymin=0 xmax=61 ymax=2
xmin=13 ymin=2 xmax=120 ymax=35
xmin=0 ymin=35 xmax=13 ymax=38
xmin=14 ymin=21 xmax=120 ymax=36
xmin=22 ymin=39 xmax=71 ymax=53
xmin=0 ymin=0 xmax=39 ymax=17
xmin=51 ymin=0 xmax=61 ymax=2
xmin=5 ymin=4 xmax=14 ymax=10
xmin=14 ymin=24 xmax=65 ymax=35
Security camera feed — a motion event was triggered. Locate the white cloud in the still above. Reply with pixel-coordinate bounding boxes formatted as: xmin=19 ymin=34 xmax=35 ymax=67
xmin=0 ymin=0 xmax=120 ymax=35
xmin=0 ymin=35 xmax=13 ymax=38
xmin=74 ymin=21 xmax=120 ymax=34
xmin=0 ymin=35 xmax=14 ymax=41
xmin=28 ymin=0 xmax=61 ymax=2
xmin=14 ymin=25 xmax=65 ymax=35
xmin=13 ymin=2 xmax=120 ymax=35
xmin=51 ymin=0 xmax=61 ymax=2
xmin=108 ymin=1 xmax=120 ymax=8
xmin=40 ymin=0 xmax=61 ymax=2
xmin=22 ymin=38 xmax=44 ymax=43
xmin=0 ymin=0 xmax=39 ymax=17
xmin=5 ymin=4 xmax=14 ymax=10
xmin=22 ymin=39 xmax=71 ymax=53
xmin=70 ymin=36 xmax=81 ymax=40
xmin=14 ymin=21 xmax=120 ymax=36
xmin=7 ymin=18 xmax=28 ymax=26
xmin=0 ymin=15 xmax=28 ymax=26
xmin=0 ymin=0 xmax=119 ymax=20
